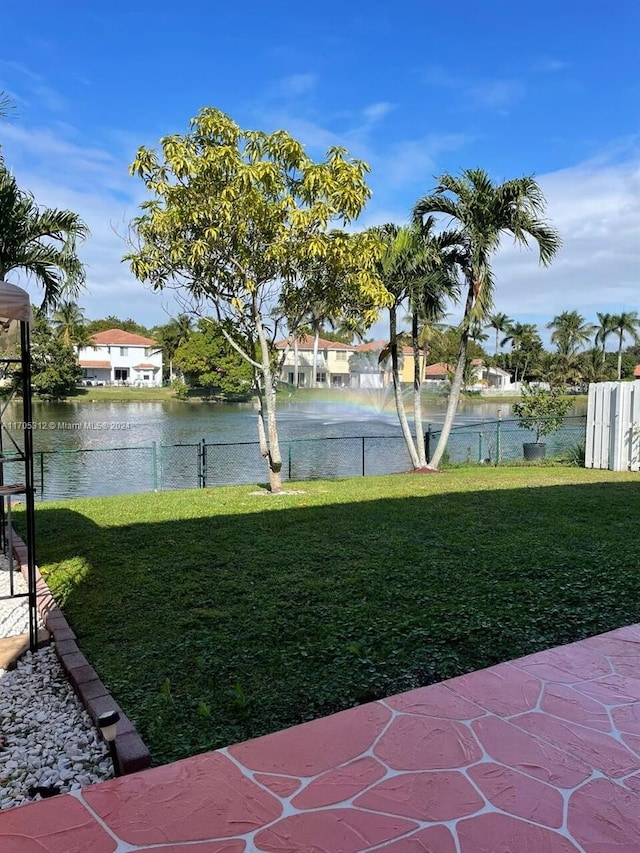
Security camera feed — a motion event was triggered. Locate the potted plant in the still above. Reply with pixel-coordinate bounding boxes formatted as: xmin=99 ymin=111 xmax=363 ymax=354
xmin=512 ymin=384 xmax=572 ymax=461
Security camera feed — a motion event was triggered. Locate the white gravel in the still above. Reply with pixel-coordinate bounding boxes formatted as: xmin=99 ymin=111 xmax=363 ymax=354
xmin=0 ymin=555 xmax=113 ymax=810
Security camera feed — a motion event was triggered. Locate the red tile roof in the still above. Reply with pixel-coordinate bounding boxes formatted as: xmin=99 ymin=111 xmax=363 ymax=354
xmin=132 ymin=363 xmax=159 ymax=369
xmin=90 ymin=329 xmax=157 ymax=346
xmin=355 ymin=341 xmax=422 ymax=356
xmin=424 ymin=362 xmax=454 ymax=376
xmin=78 ymin=360 xmax=111 ymax=369
xmin=634 ymin=365 xmax=640 ymax=377
xmin=276 ymin=336 xmax=354 ymax=351
xmin=355 ymin=340 xmax=388 ymax=352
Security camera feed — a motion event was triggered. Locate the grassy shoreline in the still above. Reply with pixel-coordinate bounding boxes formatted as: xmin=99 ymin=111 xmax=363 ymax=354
xmin=21 ymin=467 xmax=640 ymax=765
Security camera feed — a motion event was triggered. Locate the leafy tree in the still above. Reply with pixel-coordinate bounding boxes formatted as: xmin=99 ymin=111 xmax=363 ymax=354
xmin=486 ymin=312 xmax=513 ymax=355
xmin=547 ymin=310 xmax=594 ymax=357
xmin=30 ymin=311 xmax=82 ymax=400
xmin=85 ymin=316 xmax=152 ymax=337
xmin=427 ymin=326 xmax=486 ymax=366
xmin=0 ymin=165 xmax=88 ymax=309
xmin=512 ymin=384 xmax=572 ymax=443
xmin=414 ymin=170 xmax=560 ymax=468
xmin=126 ymin=108 xmax=388 ymax=492
xmin=610 ymin=311 xmax=640 ymax=380
xmin=173 ymin=319 xmax=253 ymax=397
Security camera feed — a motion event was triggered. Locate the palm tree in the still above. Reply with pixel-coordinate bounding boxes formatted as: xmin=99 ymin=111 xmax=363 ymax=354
xmin=486 ymin=312 xmax=513 ymax=355
xmin=52 ymin=301 xmax=87 ymax=346
xmin=501 ymin=322 xmax=542 ymax=383
xmin=594 ymin=312 xmax=616 ymax=365
xmin=407 ymin=219 xmax=461 ymax=464
xmin=610 ymin=311 xmax=640 ymax=380
xmin=157 ymin=314 xmax=194 ymax=380
xmin=546 ymin=311 xmax=594 ymax=357
xmin=374 ymin=222 xmax=460 ymax=468
xmin=413 ymin=169 xmax=561 ymax=469
xmin=0 ymin=166 xmax=88 ymax=308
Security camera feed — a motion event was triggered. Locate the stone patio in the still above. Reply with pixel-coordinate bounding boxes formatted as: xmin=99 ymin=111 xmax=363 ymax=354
xmin=3 ymin=623 xmax=640 ymax=851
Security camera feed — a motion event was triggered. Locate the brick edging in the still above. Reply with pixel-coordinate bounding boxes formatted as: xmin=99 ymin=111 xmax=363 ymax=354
xmin=12 ymin=528 xmax=151 ymax=775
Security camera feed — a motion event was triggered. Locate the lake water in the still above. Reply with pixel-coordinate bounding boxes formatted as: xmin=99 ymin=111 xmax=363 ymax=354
xmin=1 ymin=393 xmax=588 ymax=499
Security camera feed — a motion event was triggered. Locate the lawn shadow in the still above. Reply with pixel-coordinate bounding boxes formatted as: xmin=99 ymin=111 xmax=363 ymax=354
xmin=20 ymin=478 xmax=640 ymax=764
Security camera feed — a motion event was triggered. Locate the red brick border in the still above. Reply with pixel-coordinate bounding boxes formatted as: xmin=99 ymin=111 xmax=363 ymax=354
xmin=12 ymin=529 xmax=151 ymax=775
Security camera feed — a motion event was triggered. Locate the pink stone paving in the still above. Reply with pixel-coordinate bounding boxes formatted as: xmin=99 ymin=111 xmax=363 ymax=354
xmin=3 ymin=624 xmax=640 ymax=851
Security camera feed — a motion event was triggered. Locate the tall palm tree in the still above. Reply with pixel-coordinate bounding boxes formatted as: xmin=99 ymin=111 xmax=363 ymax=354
xmin=158 ymin=314 xmax=194 ymax=380
xmin=413 ymin=169 xmax=561 ymax=469
xmin=610 ymin=311 xmax=640 ymax=380
xmin=594 ymin=312 xmax=616 ymax=365
xmin=546 ymin=311 xmax=594 ymax=357
xmin=52 ymin=301 xmax=87 ymax=346
xmin=486 ymin=312 xmax=513 ymax=355
xmin=407 ymin=219 xmax=461 ymax=464
xmin=374 ymin=222 xmax=460 ymax=468
xmin=0 ymin=166 xmax=88 ymax=308
xmin=501 ymin=321 xmax=542 ymax=383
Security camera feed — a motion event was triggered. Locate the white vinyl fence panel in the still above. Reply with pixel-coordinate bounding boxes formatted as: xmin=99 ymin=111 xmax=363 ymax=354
xmin=586 ymin=381 xmax=640 ymax=471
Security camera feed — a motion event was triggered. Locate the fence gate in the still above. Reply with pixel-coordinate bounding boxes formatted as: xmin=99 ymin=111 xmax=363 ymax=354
xmin=585 ymin=381 xmax=640 ymax=471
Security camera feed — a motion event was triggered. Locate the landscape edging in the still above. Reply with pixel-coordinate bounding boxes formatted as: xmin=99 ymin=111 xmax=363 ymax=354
xmin=12 ymin=527 xmax=151 ymax=775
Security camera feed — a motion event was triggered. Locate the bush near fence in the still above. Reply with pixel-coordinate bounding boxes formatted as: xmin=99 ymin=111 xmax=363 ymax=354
xmin=27 ymin=417 xmax=587 ymax=500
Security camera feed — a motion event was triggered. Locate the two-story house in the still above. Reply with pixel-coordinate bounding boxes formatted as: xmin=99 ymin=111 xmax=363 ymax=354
xmin=77 ymin=329 xmax=163 ymax=387
xmin=276 ymin=335 xmax=354 ymax=387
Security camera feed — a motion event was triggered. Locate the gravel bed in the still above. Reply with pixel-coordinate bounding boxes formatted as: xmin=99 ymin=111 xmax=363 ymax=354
xmin=0 ymin=646 xmax=113 ymax=809
xmin=0 ymin=553 xmax=113 ymax=810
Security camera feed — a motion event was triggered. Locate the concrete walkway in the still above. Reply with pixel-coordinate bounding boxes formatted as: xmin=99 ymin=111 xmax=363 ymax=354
xmin=2 ymin=622 xmax=640 ymax=851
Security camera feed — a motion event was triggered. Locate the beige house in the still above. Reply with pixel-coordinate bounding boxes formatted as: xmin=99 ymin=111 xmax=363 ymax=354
xmin=276 ymin=335 xmax=354 ymax=387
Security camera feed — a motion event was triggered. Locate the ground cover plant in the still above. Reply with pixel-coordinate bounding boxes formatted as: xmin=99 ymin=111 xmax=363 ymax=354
xmin=20 ymin=467 xmax=640 ymax=764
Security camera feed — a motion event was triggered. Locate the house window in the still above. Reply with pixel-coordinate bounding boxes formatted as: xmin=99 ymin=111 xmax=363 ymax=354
xmin=143 ymin=374 xmax=150 ymax=381
xmin=335 ymin=351 xmax=347 ymax=361
xmin=316 ymin=372 xmax=326 ymax=384
xmin=115 ymin=368 xmax=129 ymax=381
xmin=119 ymin=347 xmax=128 ymax=356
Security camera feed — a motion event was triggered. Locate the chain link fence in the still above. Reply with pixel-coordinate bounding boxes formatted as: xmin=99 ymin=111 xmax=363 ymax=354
xmin=427 ymin=416 xmax=587 ymax=465
xmin=26 ymin=416 xmax=587 ymax=500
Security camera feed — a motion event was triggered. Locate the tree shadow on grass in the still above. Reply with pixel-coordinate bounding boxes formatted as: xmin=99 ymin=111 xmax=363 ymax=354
xmin=17 ymin=479 xmax=640 ymax=764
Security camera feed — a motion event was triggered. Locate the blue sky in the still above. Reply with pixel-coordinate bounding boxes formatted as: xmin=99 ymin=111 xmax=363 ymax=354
xmin=1 ymin=0 xmax=639 ymax=344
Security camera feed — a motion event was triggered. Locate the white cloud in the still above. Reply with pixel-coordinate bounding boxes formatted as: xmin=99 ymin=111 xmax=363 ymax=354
xmin=468 ymin=79 xmax=524 ymax=112
xmin=423 ymin=66 xmax=525 ymax=113
xmin=534 ymin=58 xmax=569 ymax=73
xmin=275 ymin=73 xmax=317 ymax=98
xmin=362 ymin=102 xmax=394 ymax=124
xmin=492 ymin=158 xmax=640 ymax=328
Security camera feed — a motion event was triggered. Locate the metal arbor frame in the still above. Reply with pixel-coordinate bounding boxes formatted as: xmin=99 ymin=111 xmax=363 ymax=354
xmin=0 ymin=288 xmax=38 ymax=652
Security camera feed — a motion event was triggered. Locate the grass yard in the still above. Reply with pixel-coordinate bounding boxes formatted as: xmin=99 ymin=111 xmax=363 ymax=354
xmin=19 ymin=467 xmax=640 ymax=765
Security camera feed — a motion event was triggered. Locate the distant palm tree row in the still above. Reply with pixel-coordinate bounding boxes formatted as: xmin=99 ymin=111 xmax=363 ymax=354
xmin=486 ymin=310 xmax=640 ymax=382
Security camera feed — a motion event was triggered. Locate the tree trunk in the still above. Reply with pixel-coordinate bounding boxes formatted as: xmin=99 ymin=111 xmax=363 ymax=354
xmin=495 ymin=329 xmax=499 ymax=356
xmin=429 ymin=283 xmax=474 ymax=470
xmin=255 ymin=311 xmax=282 ymax=492
xmin=293 ymin=338 xmax=299 ymax=387
xmin=312 ymin=328 xmax=320 ymax=388
xmin=412 ymin=312 xmax=426 ymax=467
xmin=390 ymin=305 xmax=420 ymax=469
xmin=617 ymin=334 xmax=623 ymax=380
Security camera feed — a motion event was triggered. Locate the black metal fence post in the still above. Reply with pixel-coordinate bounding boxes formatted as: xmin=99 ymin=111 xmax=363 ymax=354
xmin=201 ymin=438 xmax=207 ymax=488
xmin=362 ymin=436 xmax=365 ymax=476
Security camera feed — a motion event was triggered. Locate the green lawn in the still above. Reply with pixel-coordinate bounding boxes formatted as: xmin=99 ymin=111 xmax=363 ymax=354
xmin=21 ymin=468 xmax=640 ymax=764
